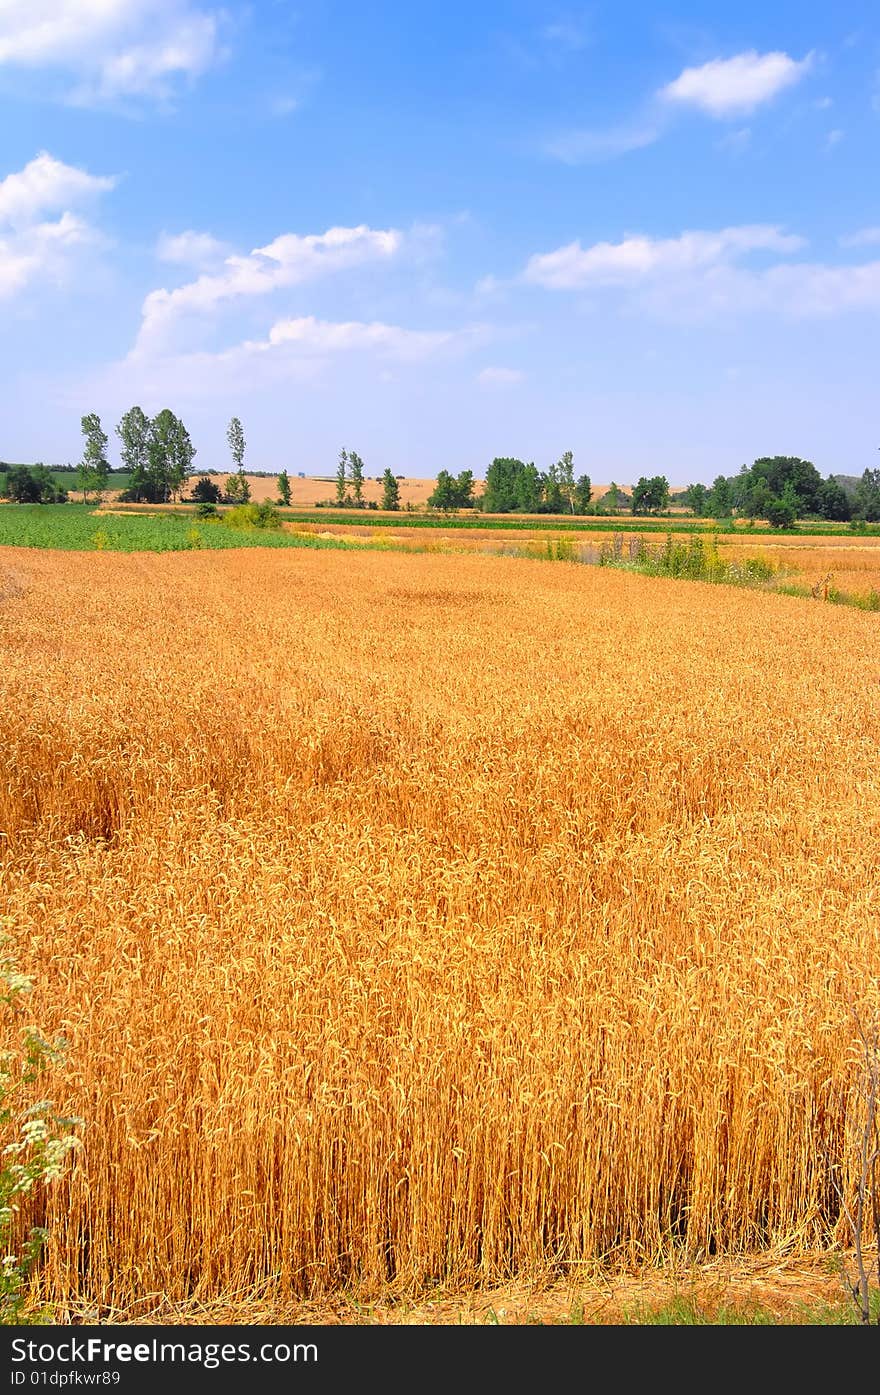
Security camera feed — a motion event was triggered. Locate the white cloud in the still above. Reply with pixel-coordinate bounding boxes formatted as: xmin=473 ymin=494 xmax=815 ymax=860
xmin=660 ymin=50 xmax=813 ymax=117
xmin=0 ymin=151 xmax=116 ymax=227
xmin=520 ymin=223 xmax=880 ymax=321
xmin=0 ymin=0 xmax=221 ymax=105
xmin=156 ymin=229 xmax=229 ymax=267
xmin=523 ymin=225 xmax=804 ymax=290
xmin=97 ymin=313 xmax=488 ymax=405
xmin=644 ymin=260 xmax=880 ymax=320
xmin=544 ymin=124 xmax=660 ymax=163
xmin=823 ymin=129 xmax=844 ymax=150
xmin=840 ymin=227 xmax=880 ymax=248
xmin=477 ymin=366 xmax=525 ymax=386
xmin=245 ymin=315 xmax=476 ymax=362
xmin=136 ymin=224 xmax=403 ymax=351
xmin=0 ymin=152 xmax=115 ymax=300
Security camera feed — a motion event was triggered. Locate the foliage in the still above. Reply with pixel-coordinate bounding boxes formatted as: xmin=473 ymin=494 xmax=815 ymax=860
xmin=0 ymin=939 xmax=81 ymax=1324
xmin=190 ymin=476 xmax=222 ymax=505
xmin=765 ymin=495 xmax=797 ymax=529
xmin=1 ymin=466 xmax=68 ymax=504
xmin=349 ymin=451 xmax=365 ymax=506
xmin=482 ymin=457 xmax=590 ymax=514
xmin=598 ymin=531 xmax=778 ymax=587
xmin=428 ymin=469 xmax=475 ymax=511
xmin=631 ymin=475 xmax=670 ymax=515
xmin=77 ymin=415 xmax=110 ymax=502
xmin=116 ymin=407 xmax=151 ymax=497
xmin=854 ymin=468 xmax=880 ymax=523
xmin=336 ymin=449 xmax=349 ymax=506
xmin=683 ymin=483 xmax=709 ymax=517
xmin=227 ymin=418 xmax=246 ymax=473
xmin=223 ymin=501 xmax=282 ymax=530
xmin=224 ymin=470 xmax=251 ymax=504
xmin=381 ymin=468 xmax=400 ymax=511
xmin=277 ymin=470 xmax=292 ymax=507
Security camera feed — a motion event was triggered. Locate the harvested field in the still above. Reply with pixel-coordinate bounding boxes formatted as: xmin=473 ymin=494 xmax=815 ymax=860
xmin=1 ymin=545 xmax=879 ymax=1319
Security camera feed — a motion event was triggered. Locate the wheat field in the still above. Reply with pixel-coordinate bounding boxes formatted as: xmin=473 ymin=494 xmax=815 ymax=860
xmin=1 ymin=544 xmax=878 ymax=1317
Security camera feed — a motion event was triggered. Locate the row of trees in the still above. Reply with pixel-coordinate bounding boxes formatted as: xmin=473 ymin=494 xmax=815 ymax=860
xmin=480 ymin=453 xmax=592 ymax=514
xmin=679 ymin=457 xmax=880 ymax=527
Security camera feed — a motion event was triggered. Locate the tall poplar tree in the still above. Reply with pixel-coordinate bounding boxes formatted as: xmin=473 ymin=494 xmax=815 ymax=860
xmin=78 ymin=413 xmax=110 ymax=502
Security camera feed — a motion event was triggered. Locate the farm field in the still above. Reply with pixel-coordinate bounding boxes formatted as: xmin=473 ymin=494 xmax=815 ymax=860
xmin=1 ymin=543 xmax=878 ymax=1323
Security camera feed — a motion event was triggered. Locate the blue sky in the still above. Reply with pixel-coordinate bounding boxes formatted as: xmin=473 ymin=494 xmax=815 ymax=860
xmin=1 ymin=1 xmax=878 ymax=485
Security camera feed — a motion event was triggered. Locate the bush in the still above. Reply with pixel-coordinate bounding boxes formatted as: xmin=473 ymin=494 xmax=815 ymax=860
xmin=766 ymin=497 xmax=797 ymax=529
xmin=223 ymin=501 xmax=282 ymax=531
xmin=190 ymin=476 xmax=222 ymax=505
xmin=195 ymin=502 xmax=219 ymax=519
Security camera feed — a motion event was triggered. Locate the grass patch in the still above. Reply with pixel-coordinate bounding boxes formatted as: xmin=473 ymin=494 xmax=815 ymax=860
xmin=0 ymin=505 xmax=363 ymax=553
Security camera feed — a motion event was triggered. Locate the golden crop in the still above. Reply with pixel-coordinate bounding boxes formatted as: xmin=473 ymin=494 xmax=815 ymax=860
xmin=1 ymin=544 xmax=878 ymax=1316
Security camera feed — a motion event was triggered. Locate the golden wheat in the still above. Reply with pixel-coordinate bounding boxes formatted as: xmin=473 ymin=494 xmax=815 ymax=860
xmin=1 ymin=544 xmax=878 ymax=1315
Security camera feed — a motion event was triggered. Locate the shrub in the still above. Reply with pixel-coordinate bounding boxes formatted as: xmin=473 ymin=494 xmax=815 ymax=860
xmin=222 ymin=501 xmax=282 ymax=531
xmin=190 ymin=477 xmax=222 ymax=505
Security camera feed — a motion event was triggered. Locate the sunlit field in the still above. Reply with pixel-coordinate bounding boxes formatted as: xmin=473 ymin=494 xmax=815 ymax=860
xmin=1 ymin=544 xmax=879 ymax=1320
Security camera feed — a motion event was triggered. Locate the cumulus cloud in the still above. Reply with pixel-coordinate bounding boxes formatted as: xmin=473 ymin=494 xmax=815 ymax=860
xmin=523 ymin=225 xmax=804 ymax=290
xmin=136 ymin=224 xmax=403 ymax=352
xmin=0 ymin=152 xmax=116 ymax=300
xmin=0 ymin=0 xmax=222 ymax=105
xmin=156 ymin=229 xmax=229 ymax=267
xmin=659 ymin=50 xmax=813 ymax=117
xmin=0 ymin=151 xmax=116 ymax=227
xmin=245 ymin=315 xmax=470 ymax=362
xmin=521 ymin=222 xmax=880 ymax=321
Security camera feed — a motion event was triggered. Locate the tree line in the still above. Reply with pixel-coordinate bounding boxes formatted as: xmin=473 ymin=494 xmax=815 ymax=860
xmin=678 ymin=457 xmax=880 ymax=526
xmin=4 ymin=420 xmax=880 ymax=527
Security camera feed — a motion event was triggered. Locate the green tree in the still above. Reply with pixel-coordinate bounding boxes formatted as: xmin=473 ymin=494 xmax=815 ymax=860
xmin=336 ymin=449 xmax=349 ymax=505
xmin=573 ymin=474 xmax=592 ymax=513
xmin=147 ymin=409 xmax=195 ymax=502
xmin=631 ymin=475 xmax=670 ymax=515
xmin=750 ymin=456 xmax=821 ymax=515
xmin=557 ymin=450 xmax=576 ymax=513
xmin=815 ymin=477 xmax=851 ymax=521
xmin=707 ymin=475 xmax=733 ymax=518
xmin=190 ymin=475 xmax=221 ymax=504
xmin=227 ymin=417 xmax=245 ymax=473
xmin=224 ymin=471 xmax=250 ymax=504
xmin=4 ymin=465 xmax=67 ymax=503
xmin=277 ymin=470 xmax=291 ymax=506
xmin=381 ymin=468 xmax=400 ymax=511
xmin=854 ymin=467 xmax=880 ymax=522
xmin=428 ymin=469 xmax=475 ymax=511
xmin=683 ymin=483 xmax=708 ymax=517
xmin=603 ymin=481 xmax=622 ymax=514
xmin=78 ymin=414 xmax=110 ymax=502
xmin=116 ymin=406 xmax=151 ymax=501
xmin=428 ymin=469 xmax=458 ymax=511
xmin=766 ymin=494 xmax=797 ymax=528
xmin=543 ymin=462 xmax=564 ymax=513
xmin=349 ymin=450 xmax=365 ymax=505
